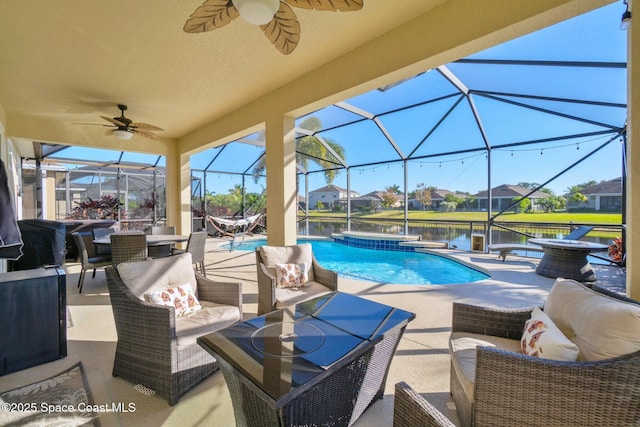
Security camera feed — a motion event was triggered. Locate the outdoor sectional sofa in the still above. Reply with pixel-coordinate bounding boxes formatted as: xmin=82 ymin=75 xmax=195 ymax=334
xmin=394 ymin=278 xmax=640 ymax=427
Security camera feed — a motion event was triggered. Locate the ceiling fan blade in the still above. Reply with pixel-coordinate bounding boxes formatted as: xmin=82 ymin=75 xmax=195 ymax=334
xmin=100 ymin=116 xmax=126 ymax=126
xmin=105 ymin=128 xmax=116 ymax=136
xmin=284 ymin=0 xmax=363 ymax=12
xmin=261 ymin=2 xmax=300 ymax=55
xmin=132 ymin=128 xmax=160 ymax=140
xmin=183 ymin=0 xmax=239 ymax=33
xmin=73 ymin=122 xmax=113 ymax=127
xmin=129 ymin=122 xmax=164 ymax=132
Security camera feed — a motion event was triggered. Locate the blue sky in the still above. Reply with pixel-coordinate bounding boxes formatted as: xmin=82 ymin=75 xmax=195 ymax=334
xmin=53 ymin=3 xmax=627 ymax=199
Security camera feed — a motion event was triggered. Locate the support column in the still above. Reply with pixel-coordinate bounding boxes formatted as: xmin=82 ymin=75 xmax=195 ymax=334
xmin=627 ymin=9 xmax=639 ymax=299
xmin=266 ymin=114 xmax=297 ymax=246
xmin=166 ymin=143 xmax=192 ymax=236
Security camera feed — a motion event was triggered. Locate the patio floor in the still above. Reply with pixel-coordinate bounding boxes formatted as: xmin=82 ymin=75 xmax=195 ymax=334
xmin=0 ymin=235 xmax=626 ymax=426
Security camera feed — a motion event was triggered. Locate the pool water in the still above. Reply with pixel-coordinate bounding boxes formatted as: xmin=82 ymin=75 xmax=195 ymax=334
xmin=226 ymin=239 xmax=489 ymax=285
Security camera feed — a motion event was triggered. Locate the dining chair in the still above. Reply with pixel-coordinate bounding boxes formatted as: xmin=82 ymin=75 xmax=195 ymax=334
xmin=172 ymin=230 xmax=208 ymax=276
xmin=147 ymin=225 xmax=176 ymax=257
xmin=110 ymin=233 xmax=148 ymax=267
xmin=148 ymin=225 xmax=176 ymax=235
xmin=72 ymin=231 xmax=112 ymax=293
xmin=92 ymin=227 xmax=116 ymax=257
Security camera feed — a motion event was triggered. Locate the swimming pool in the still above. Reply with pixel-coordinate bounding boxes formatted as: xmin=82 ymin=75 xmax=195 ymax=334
xmin=225 ymin=239 xmax=489 ymax=285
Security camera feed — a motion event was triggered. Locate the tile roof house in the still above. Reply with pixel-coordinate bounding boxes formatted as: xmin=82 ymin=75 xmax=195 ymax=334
xmin=307 ymin=185 xmax=359 ymax=210
xmin=474 ymin=184 xmax=549 ymax=212
xmin=566 ymin=177 xmax=622 ymax=212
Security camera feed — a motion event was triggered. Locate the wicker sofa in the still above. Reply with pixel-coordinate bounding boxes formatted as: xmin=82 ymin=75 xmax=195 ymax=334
xmin=105 ymin=252 xmax=242 ymax=405
xmin=394 ymin=278 xmax=640 ymax=427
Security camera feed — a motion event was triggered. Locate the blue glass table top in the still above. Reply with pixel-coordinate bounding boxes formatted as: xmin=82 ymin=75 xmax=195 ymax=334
xmin=198 ymin=291 xmax=415 ymax=406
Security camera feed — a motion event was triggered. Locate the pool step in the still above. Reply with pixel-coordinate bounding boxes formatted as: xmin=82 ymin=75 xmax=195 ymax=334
xmin=331 ymin=231 xmax=421 ymax=242
xmin=399 ymin=241 xmax=449 ymax=249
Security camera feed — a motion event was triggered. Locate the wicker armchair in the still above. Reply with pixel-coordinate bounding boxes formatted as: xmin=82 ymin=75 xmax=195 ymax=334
xmin=105 ymin=253 xmax=242 ymax=405
xmin=255 ymin=243 xmax=338 ymax=315
xmin=393 ymin=283 xmax=640 ymax=427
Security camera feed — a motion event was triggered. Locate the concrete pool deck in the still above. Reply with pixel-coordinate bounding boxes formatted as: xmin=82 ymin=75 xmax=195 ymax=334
xmin=0 ymin=235 xmax=626 ymax=426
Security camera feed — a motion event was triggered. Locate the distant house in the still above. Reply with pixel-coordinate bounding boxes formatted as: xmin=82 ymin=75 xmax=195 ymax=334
xmin=351 ymin=192 xmax=382 ymax=211
xmin=307 ymin=184 xmax=359 ymax=210
xmin=474 ymin=184 xmax=548 ymax=212
xmin=566 ymin=177 xmax=622 ymax=212
xmin=408 ymin=188 xmax=467 ymax=210
xmin=351 ymin=190 xmax=403 ymax=211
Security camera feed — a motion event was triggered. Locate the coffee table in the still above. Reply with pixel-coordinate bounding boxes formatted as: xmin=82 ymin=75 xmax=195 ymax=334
xmin=198 ymin=291 xmax=415 ymax=427
xmin=528 ymin=238 xmax=609 ymax=282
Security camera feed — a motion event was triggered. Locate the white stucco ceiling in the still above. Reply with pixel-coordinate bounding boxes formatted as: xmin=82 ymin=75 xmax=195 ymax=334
xmin=0 ymin=1 xmax=447 ymax=141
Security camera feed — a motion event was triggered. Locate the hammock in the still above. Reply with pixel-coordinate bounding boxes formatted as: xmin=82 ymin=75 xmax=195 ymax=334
xmin=206 ymin=214 xmax=263 ymax=251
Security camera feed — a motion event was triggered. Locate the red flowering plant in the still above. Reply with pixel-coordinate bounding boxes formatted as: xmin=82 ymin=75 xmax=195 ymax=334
xmin=608 ymin=237 xmax=623 ymax=264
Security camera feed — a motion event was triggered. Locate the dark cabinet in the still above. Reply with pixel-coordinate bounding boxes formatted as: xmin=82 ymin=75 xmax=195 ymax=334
xmin=0 ymin=267 xmax=66 ymax=375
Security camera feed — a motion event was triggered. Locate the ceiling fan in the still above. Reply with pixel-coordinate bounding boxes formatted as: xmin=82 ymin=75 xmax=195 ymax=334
xmin=97 ymin=104 xmax=163 ymax=140
xmin=183 ymin=0 xmax=364 ymax=55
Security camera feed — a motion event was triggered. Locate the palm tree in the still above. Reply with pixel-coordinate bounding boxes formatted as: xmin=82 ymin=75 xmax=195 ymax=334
xmin=251 ymin=116 xmax=346 ymax=184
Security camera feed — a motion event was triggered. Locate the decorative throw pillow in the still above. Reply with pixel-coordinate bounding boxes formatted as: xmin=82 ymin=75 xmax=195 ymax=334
xmin=275 ymin=262 xmax=309 ymax=289
xmin=520 ymin=307 xmax=579 ymax=361
xmin=146 ymin=283 xmax=202 ymax=317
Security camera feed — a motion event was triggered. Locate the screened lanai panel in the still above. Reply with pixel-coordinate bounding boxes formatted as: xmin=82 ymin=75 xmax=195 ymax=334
xmin=47 ymin=147 xmax=123 ymax=164
xmin=120 ymin=152 xmax=165 ymax=167
xmin=410 ymin=100 xmax=487 ymax=158
xmin=471 ymin=95 xmax=619 ymax=148
xmin=448 ymin=62 xmax=624 ymax=104
xmin=296 ymin=106 xmax=363 ymax=132
xmin=344 ymin=69 xmax=459 ymax=115
xmin=489 ymin=135 xmax=622 ymax=201
xmin=487 ymin=94 xmax=627 ymax=129
xmin=406 ymin=151 xmax=488 ymax=194
xmin=197 ymin=142 xmax=265 ymax=174
xmin=314 ymin=120 xmax=405 ymax=167
xmin=376 ymin=95 xmax=463 ymax=157
xmin=467 ymin=3 xmax=626 ymax=63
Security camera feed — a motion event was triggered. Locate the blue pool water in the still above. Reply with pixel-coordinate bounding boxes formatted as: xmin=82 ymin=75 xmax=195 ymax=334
xmin=225 ymin=239 xmax=489 ymax=285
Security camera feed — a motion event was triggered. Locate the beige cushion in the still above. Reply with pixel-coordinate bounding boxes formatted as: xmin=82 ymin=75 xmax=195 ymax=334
xmin=520 ymin=307 xmax=579 ymax=361
xmin=274 ymin=281 xmax=332 ymax=309
xmin=145 ymin=282 xmax=202 ymax=317
xmin=449 ymin=332 xmax=522 ymax=402
xmin=544 ymin=278 xmax=640 ymax=361
xmin=259 ymin=243 xmax=315 ymax=282
xmin=275 ymin=262 xmax=309 ymax=288
xmin=117 ymin=253 xmax=197 ymax=301
xmin=175 ymin=301 xmax=240 ymax=346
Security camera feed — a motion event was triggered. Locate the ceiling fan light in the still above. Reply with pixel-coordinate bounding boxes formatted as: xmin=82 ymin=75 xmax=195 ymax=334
xmin=232 ymin=0 xmax=279 ymax=25
xmin=113 ymin=129 xmax=133 ymax=140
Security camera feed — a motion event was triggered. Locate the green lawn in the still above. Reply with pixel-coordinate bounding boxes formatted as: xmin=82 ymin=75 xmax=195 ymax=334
xmin=302 ymin=210 xmax=622 ymax=224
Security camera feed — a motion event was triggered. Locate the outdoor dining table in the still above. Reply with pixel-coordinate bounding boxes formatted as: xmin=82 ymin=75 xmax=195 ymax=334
xmin=528 ymin=238 xmax=609 ymax=282
xmin=198 ymin=291 xmax=415 ymax=427
xmin=93 ymin=233 xmax=189 ymax=247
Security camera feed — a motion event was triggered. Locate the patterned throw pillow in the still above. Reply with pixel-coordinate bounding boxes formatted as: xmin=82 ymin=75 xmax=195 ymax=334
xmin=146 ymin=283 xmax=202 ymax=317
xmin=520 ymin=307 xmax=579 ymax=361
xmin=275 ymin=262 xmax=309 ymax=289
